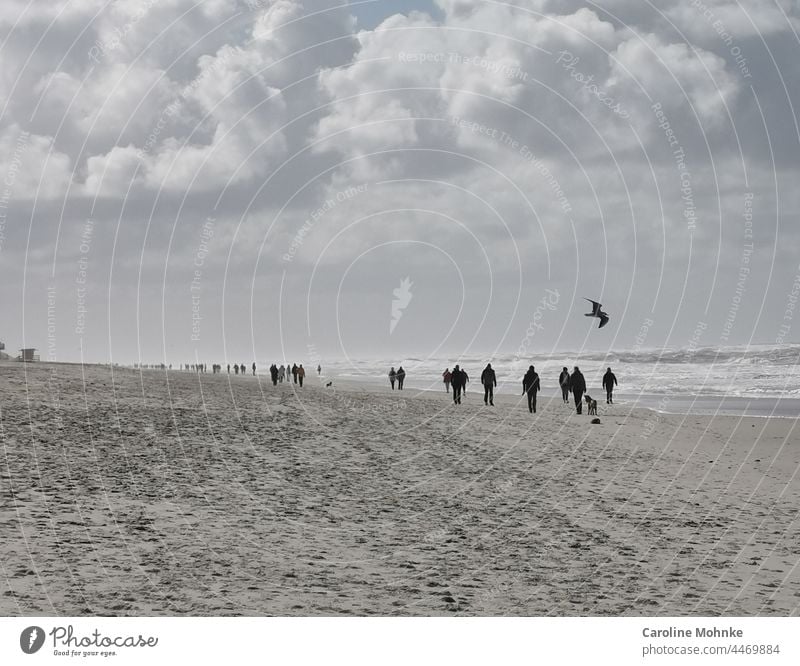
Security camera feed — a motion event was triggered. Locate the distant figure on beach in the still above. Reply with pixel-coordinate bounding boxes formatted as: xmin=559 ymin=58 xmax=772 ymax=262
xmin=234 ymin=364 xmax=239 ymax=375
xmin=227 ymin=363 xmax=230 ymax=374
xmin=292 ymin=364 xmax=298 ymax=383
xmin=462 ymin=369 xmax=469 ymax=394
xmin=559 ymin=366 xmax=570 ymax=403
xmin=442 ymin=368 xmax=452 ymax=393
xmin=279 ymin=364 xmax=285 ymax=382
xmin=317 ymin=364 xmax=321 ymax=375
xmin=603 ymin=367 xmax=618 ymax=404
xmin=522 ymin=365 xmax=541 ymax=413
xmin=388 ymin=367 xmax=397 ymax=390
xmin=241 ymin=362 xmax=246 ymax=376
xmin=396 ymin=366 xmax=406 ymax=390
xmin=451 ymin=365 xmax=465 ymax=404
xmin=297 ymin=364 xmax=305 ymax=386
xmin=252 ymin=362 xmax=256 ymax=376
xmin=270 ymin=364 xmax=278 ymax=386
xmin=480 ymin=363 xmax=496 ymax=406
xmin=570 ymin=366 xmax=586 ymax=414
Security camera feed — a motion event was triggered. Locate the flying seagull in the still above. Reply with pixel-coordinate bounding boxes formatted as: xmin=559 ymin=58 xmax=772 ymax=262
xmin=584 ymin=298 xmax=610 ymax=329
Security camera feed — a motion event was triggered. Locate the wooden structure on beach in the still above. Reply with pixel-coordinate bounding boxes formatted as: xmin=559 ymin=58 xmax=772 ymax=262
xmin=18 ymin=348 xmax=39 ymax=362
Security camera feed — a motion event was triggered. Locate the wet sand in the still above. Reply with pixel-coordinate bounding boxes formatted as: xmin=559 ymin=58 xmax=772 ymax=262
xmin=1 ymin=361 xmax=799 ymax=615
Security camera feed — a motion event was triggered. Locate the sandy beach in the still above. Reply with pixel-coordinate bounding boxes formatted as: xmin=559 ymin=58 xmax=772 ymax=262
xmin=1 ymin=361 xmax=799 ymax=616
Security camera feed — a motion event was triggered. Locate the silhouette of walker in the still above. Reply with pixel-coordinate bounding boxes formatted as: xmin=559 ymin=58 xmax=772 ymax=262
xmin=522 ymin=365 xmax=540 ymax=413
xmin=480 ymin=363 xmax=496 ymax=406
xmin=569 ymin=366 xmax=586 ymax=414
xmin=559 ymin=366 xmax=570 ymax=403
xmin=603 ymin=367 xmax=618 ymax=404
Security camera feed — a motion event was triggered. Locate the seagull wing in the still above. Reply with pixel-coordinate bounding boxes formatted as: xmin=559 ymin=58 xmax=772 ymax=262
xmin=598 ymin=314 xmax=610 ymax=329
xmin=583 ymin=298 xmax=602 ymax=315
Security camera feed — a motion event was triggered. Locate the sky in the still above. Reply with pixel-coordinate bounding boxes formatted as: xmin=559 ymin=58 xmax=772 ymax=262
xmin=0 ymin=0 xmax=798 ymax=364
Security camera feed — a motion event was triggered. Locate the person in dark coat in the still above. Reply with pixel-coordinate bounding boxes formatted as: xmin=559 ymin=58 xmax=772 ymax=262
xmin=559 ymin=366 xmax=570 ymax=403
xmin=234 ymin=363 xmax=239 ymax=375
xmin=292 ymin=364 xmax=298 ymax=383
xmin=270 ymin=364 xmax=278 ymax=386
xmin=252 ymin=362 xmax=257 ymax=376
xmin=450 ymin=364 xmax=465 ymax=404
xmin=388 ymin=367 xmax=396 ymax=390
xmin=480 ymin=363 xmax=497 ymax=406
xmin=522 ymin=365 xmax=540 ymax=413
xmin=396 ymin=366 xmax=406 ymax=390
xmin=602 ymin=367 xmax=618 ymax=404
xmin=569 ymin=366 xmax=586 ymax=414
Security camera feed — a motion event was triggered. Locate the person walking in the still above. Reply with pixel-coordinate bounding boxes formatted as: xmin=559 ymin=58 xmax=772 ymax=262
xmin=559 ymin=366 xmax=570 ymax=403
xmin=570 ymin=365 xmax=586 ymax=414
xmin=451 ymin=364 xmax=465 ymax=404
xmin=396 ymin=366 xmax=406 ymax=390
xmin=292 ymin=364 xmax=298 ymax=384
xmin=522 ymin=365 xmax=541 ymax=413
xmin=252 ymin=362 xmax=256 ymax=376
xmin=234 ymin=364 xmax=239 ymax=375
xmin=442 ymin=368 xmax=452 ymax=393
xmin=227 ymin=363 xmax=230 ymax=374
xmin=602 ymin=367 xmax=618 ymax=404
xmin=297 ymin=364 xmax=306 ymax=387
xmin=279 ymin=364 xmax=285 ymax=382
xmin=388 ymin=367 xmax=397 ymax=390
xmin=270 ymin=364 xmax=278 ymax=386
xmin=480 ymin=363 xmax=497 ymax=406
xmin=462 ymin=369 xmax=470 ymax=394
xmin=317 ymin=364 xmax=321 ymax=375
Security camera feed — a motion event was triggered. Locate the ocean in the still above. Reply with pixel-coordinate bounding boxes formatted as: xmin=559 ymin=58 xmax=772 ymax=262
xmin=305 ymin=344 xmax=800 ymax=416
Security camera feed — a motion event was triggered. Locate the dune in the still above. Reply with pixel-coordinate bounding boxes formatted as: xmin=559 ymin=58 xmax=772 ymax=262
xmin=1 ymin=361 xmax=798 ymax=616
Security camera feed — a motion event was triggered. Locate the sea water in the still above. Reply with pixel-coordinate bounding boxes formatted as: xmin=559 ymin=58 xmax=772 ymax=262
xmin=303 ymin=343 xmax=800 ymax=410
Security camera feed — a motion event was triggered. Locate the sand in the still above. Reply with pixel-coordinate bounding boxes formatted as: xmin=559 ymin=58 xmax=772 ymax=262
xmin=1 ymin=361 xmax=799 ymax=616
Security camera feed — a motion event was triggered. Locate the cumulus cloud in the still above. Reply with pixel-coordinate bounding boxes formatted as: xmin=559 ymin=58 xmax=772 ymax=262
xmin=0 ymin=0 xmax=797 ymax=359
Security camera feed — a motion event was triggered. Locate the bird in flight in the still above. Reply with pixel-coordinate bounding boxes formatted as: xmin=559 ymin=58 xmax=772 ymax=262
xmin=584 ymin=298 xmax=609 ymax=329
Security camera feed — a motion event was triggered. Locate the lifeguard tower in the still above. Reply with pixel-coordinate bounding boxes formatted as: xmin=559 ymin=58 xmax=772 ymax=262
xmin=18 ymin=348 xmax=39 ymax=362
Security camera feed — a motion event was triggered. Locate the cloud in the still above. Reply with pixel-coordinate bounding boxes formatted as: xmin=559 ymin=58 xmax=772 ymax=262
xmin=0 ymin=0 xmax=797 ymax=359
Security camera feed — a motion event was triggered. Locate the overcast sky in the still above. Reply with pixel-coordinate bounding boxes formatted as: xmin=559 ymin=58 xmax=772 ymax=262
xmin=0 ymin=0 xmax=798 ymax=364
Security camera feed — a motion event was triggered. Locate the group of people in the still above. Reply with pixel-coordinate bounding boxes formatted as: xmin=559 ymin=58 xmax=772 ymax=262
xmin=182 ymin=361 xmax=325 ymax=386
xmin=557 ymin=366 xmax=617 ymax=412
xmin=437 ymin=363 xmax=618 ymax=414
xmin=388 ymin=366 xmax=407 ymax=390
xmin=266 ymin=363 xmax=321 ymax=386
xmin=441 ymin=367 xmax=470 ymax=399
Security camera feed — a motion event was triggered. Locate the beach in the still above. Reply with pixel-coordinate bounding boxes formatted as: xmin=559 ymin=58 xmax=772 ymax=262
xmin=1 ymin=361 xmax=799 ymax=616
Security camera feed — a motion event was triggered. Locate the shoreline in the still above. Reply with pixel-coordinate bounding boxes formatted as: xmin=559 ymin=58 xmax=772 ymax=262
xmin=5 ymin=359 xmax=798 ymax=419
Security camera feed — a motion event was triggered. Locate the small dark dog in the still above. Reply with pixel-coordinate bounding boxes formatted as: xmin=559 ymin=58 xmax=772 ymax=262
xmin=325 ymin=381 xmax=333 ymax=387
xmin=585 ymin=394 xmax=597 ymax=415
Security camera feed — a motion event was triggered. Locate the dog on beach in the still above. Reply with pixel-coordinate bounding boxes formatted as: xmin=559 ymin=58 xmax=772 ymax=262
xmin=325 ymin=381 xmax=333 ymax=387
xmin=584 ymin=394 xmax=597 ymax=415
